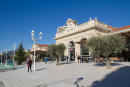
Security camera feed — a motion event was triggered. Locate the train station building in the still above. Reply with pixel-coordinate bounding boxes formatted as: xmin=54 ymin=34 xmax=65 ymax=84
xmin=54 ymin=17 xmax=130 ymax=61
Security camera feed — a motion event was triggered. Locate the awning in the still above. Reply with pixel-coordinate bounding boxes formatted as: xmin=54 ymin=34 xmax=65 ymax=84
xmin=30 ymin=50 xmax=47 ymax=55
xmin=75 ymin=40 xmax=86 ymax=45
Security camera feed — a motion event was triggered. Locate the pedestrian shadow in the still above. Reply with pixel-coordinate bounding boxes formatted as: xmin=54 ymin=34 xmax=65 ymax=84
xmin=36 ymin=66 xmax=53 ymax=71
xmin=74 ymin=77 xmax=84 ymax=87
xmin=92 ymin=62 xmax=123 ymax=67
xmin=36 ymin=68 xmax=46 ymax=71
xmin=89 ymin=66 xmax=130 ymax=87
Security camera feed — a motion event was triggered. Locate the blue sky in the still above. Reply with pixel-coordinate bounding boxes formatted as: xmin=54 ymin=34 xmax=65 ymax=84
xmin=0 ymin=0 xmax=130 ymax=52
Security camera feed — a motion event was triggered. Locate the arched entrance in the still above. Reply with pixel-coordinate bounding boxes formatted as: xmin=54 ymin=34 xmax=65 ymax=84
xmin=80 ymin=38 xmax=89 ymax=55
xmin=68 ymin=41 xmax=75 ymax=61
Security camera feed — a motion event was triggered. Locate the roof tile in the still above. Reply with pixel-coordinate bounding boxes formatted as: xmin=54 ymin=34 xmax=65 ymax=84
xmin=113 ymin=25 xmax=130 ymax=31
xmin=37 ymin=44 xmax=49 ymax=47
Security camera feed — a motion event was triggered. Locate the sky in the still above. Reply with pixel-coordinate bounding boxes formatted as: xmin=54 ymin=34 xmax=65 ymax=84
xmin=0 ymin=0 xmax=130 ymax=52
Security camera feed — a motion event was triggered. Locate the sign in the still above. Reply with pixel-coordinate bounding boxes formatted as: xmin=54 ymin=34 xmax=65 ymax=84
xmin=70 ymin=48 xmax=73 ymax=51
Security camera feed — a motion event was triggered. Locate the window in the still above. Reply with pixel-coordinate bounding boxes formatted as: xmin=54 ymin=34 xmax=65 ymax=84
xmin=70 ymin=23 xmax=72 ymax=26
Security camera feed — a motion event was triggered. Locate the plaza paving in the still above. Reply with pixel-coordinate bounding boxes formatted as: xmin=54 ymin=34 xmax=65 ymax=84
xmin=0 ymin=61 xmax=130 ymax=87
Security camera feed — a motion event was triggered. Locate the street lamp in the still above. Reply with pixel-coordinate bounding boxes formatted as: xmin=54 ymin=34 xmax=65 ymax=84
xmin=13 ymin=44 xmax=16 ymax=61
xmin=5 ymin=49 xmax=10 ymax=65
xmin=31 ymin=30 xmax=42 ymax=72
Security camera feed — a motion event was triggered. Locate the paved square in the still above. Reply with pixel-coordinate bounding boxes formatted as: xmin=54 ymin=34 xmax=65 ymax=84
xmin=0 ymin=61 xmax=130 ymax=87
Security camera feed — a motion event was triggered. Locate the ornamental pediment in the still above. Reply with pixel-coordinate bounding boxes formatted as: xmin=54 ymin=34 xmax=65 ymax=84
xmin=66 ymin=18 xmax=77 ymax=25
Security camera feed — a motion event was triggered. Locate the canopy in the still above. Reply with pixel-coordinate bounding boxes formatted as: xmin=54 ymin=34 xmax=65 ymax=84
xmin=30 ymin=50 xmax=47 ymax=55
xmin=75 ymin=40 xmax=86 ymax=45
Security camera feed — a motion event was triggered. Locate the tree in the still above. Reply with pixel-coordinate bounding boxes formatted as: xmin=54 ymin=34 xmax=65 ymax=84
xmin=47 ymin=43 xmax=66 ymax=66
xmin=15 ymin=43 xmax=26 ymax=65
xmin=85 ymin=34 xmax=128 ymax=69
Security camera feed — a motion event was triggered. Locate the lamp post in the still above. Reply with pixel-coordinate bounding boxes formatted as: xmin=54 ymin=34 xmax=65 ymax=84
xmin=5 ymin=49 xmax=10 ymax=65
xmin=31 ymin=30 xmax=42 ymax=72
xmin=13 ymin=44 xmax=16 ymax=61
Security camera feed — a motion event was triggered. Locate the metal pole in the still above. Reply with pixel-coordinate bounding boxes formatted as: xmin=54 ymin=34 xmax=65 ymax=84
xmin=13 ymin=48 xmax=15 ymax=61
xmin=6 ymin=51 xmax=7 ymax=65
xmin=13 ymin=49 xmax=14 ymax=61
xmin=14 ymin=48 xmax=15 ymax=61
xmin=34 ymin=41 xmax=36 ymax=72
xmin=31 ymin=30 xmax=42 ymax=72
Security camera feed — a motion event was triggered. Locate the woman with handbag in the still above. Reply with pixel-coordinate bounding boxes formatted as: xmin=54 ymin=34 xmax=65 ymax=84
xmin=28 ymin=58 xmax=32 ymax=72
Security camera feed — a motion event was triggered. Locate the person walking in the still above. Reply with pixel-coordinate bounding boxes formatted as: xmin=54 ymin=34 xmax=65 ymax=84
xmin=66 ymin=56 xmax=68 ymax=63
xmin=27 ymin=58 xmax=32 ymax=72
xmin=51 ymin=56 xmax=53 ymax=62
xmin=77 ymin=55 xmax=80 ymax=63
xmin=80 ymin=54 xmax=83 ymax=63
xmin=45 ymin=57 xmax=47 ymax=64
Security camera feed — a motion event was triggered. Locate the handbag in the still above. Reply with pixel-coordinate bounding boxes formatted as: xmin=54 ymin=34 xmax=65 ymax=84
xmin=28 ymin=65 xmax=30 ymax=67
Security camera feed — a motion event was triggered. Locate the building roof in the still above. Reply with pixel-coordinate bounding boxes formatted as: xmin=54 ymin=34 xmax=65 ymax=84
xmin=37 ymin=44 xmax=49 ymax=47
xmin=113 ymin=25 xmax=130 ymax=32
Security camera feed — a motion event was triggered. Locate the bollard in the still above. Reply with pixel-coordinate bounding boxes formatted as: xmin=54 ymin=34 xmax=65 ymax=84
xmin=127 ymin=59 xmax=128 ymax=62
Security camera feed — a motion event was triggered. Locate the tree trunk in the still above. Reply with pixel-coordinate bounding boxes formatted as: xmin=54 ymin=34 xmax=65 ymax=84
xmin=106 ymin=57 xmax=112 ymax=69
xmin=56 ymin=57 xmax=60 ymax=66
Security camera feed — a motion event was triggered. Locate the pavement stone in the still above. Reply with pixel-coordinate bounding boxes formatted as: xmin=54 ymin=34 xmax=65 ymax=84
xmin=0 ymin=61 xmax=130 ymax=87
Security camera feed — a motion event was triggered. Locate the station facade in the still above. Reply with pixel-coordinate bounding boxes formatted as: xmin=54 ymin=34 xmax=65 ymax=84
xmin=54 ymin=17 xmax=130 ymax=61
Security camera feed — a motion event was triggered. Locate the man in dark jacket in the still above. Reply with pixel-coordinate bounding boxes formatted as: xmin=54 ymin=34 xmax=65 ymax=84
xmin=28 ymin=58 xmax=32 ymax=72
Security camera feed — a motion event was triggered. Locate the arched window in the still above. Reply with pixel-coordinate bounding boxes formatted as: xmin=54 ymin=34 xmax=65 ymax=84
xmin=80 ymin=38 xmax=89 ymax=55
xmin=81 ymin=38 xmax=87 ymax=41
xmin=69 ymin=41 xmax=75 ymax=47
